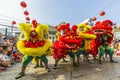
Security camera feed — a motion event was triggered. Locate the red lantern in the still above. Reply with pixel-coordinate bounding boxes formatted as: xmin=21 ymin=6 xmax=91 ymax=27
xmin=20 ymin=1 xmax=27 ymax=8
xmin=26 ymin=17 xmax=30 ymax=21
xmin=12 ymin=21 xmax=16 ymax=25
xmin=24 ymin=11 xmax=29 ymax=16
xmin=91 ymin=17 xmax=97 ymax=21
xmin=100 ymin=11 xmax=105 ymax=16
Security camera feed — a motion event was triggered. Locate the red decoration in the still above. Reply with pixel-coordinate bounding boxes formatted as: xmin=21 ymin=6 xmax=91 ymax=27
xmin=24 ymin=40 xmax=45 ymax=48
xmin=100 ymin=11 xmax=105 ymax=16
xmin=12 ymin=21 xmax=16 ymax=25
xmin=32 ymin=20 xmax=38 ymax=28
xmin=26 ymin=17 xmax=30 ymax=21
xmin=24 ymin=11 xmax=29 ymax=16
xmin=20 ymin=1 xmax=27 ymax=8
xmin=91 ymin=17 xmax=97 ymax=21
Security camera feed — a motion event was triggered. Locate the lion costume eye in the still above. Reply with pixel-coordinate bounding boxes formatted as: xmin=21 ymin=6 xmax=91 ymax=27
xmin=44 ymin=30 xmax=48 ymax=39
xmin=30 ymin=30 xmax=37 ymax=37
xmin=78 ymin=28 xmax=83 ymax=32
xmin=19 ymin=33 xmax=25 ymax=40
xmin=60 ymin=29 xmax=66 ymax=36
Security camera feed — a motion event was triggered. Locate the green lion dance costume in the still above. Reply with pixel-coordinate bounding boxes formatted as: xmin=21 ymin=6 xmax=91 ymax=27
xmin=15 ymin=20 xmax=52 ymax=79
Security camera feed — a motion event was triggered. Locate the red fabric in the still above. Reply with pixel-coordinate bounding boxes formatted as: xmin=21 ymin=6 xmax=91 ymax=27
xmin=24 ymin=40 xmax=45 ymax=48
xmin=13 ymin=54 xmax=20 ymax=59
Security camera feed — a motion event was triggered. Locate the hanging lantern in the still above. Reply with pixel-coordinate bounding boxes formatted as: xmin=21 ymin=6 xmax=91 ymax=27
xmin=24 ymin=11 xmax=29 ymax=16
xmin=100 ymin=11 xmax=105 ymax=16
xmin=26 ymin=17 xmax=30 ymax=21
xmin=91 ymin=17 xmax=97 ymax=21
xmin=20 ymin=1 xmax=27 ymax=8
xmin=12 ymin=21 xmax=16 ymax=25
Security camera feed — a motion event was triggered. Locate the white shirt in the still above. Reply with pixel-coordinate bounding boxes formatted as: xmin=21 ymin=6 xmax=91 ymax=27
xmin=0 ymin=54 xmax=10 ymax=62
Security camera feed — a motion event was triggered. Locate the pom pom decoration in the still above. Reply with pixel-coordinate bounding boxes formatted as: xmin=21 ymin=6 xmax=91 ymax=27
xmin=32 ymin=20 xmax=38 ymax=28
xmin=20 ymin=1 xmax=27 ymax=8
xmin=26 ymin=17 xmax=30 ymax=21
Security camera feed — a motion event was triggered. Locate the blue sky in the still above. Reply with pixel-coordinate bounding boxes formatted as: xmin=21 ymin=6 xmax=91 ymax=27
xmin=0 ymin=0 xmax=120 ymax=26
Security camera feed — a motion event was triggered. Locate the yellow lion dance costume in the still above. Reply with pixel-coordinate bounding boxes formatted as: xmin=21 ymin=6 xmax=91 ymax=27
xmin=76 ymin=23 xmax=97 ymax=61
xmin=77 ymin=23 xmax=96 ymax=50
xmin=15 ymin=20 xmax=52 ymax=79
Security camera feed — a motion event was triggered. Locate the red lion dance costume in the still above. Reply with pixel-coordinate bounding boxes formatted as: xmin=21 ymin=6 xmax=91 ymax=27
xmin=92 ymin=19 xmax=117 ymax=64
xmin=52 ymin=23 xmax=82 ymax=68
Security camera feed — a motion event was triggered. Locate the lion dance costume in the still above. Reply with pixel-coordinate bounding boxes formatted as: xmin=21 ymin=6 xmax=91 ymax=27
xmin=52 ymin=23 xmax=83 ymax=68
xmin=77 ymin=23 xmax=97 ymax=61
xmin=92 ymin=19 xmax=117 ymax=64
xmin=15 ymin=20 xmax=52 ymax=79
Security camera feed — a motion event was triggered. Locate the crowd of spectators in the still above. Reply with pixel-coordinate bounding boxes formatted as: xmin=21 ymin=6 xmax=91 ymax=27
xmin=0 ymin=33 xmax=22 ymax=71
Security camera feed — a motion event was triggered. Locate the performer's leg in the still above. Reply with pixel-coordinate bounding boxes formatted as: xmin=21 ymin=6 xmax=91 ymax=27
xmin=76 ymin=50 xmax=80 ymax=64
xmin=15 ymin=56 xmax=33 ymax=79
xmin=40 ymin=55 xmax=51 ymax=72
xmin=34 ymin=57 xmax=39 ymax=68
xmin=92 ymin=51 xmax=98 ymax=60
xmin=98 ymin=47 xmax=105 ymax=64
xmin=53 ymin=58 xmax=60 ymax=69
xmin=106 ymin=48 xmax=117 ymax=63
xmin=62 ymin=58 xmax=67 ymax=62
xmin=39 ymin=60 xmax=44 ymax=67
xmin=83 ymin=50 xmax=89 ymax=62
xmin=68 ymin=51 xmax=76 ymax=66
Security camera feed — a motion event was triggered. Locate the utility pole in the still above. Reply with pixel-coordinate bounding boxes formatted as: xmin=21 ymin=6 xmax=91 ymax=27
xmin=11 ymin=24 xmax=14 ymax=36
xmin=5 ymin=28 xmax=7 ymax=37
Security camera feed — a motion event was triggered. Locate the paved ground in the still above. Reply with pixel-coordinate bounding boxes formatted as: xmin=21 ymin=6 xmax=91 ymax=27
xmin=0 ymin=56 xmax=120 ymax=80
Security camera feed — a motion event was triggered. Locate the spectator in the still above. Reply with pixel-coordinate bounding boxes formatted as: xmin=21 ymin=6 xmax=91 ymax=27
xmin=3 ymin=37 xmax=9 ymax=47
xmin=7 ymin=38 xmax=14 ymax=54
xmin=3 ymin=46 xmax=15 ymax=64
xmin=0 ymin=50 xmax=11 ymax=67
xmin=12 ymin=43 xmax=17 ymax=53
xmin=2 ymin=37 xmax=9 ymax=51
xmin=13 ymin=51 xmax=22 ymax=62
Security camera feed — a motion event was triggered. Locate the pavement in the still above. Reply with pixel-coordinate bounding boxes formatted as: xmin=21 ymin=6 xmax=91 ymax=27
xmin=0 ymin=55 xmax=120 ymax=80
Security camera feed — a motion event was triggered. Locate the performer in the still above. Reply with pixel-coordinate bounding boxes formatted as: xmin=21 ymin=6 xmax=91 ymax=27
xmin=76 ymin=39 xmax=88 ymax=63
xmin=34 ymin=47 xmax=51 ymax=68
xmin=98 ymin=32 xmax=117 ymax=64
xmin=92 ymin=19 xmax=117 ymax=64
xmin=77 ymin=23 xmax=97 ymax=60
xmin=15 ymin=20 xmax=52 ymax=79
